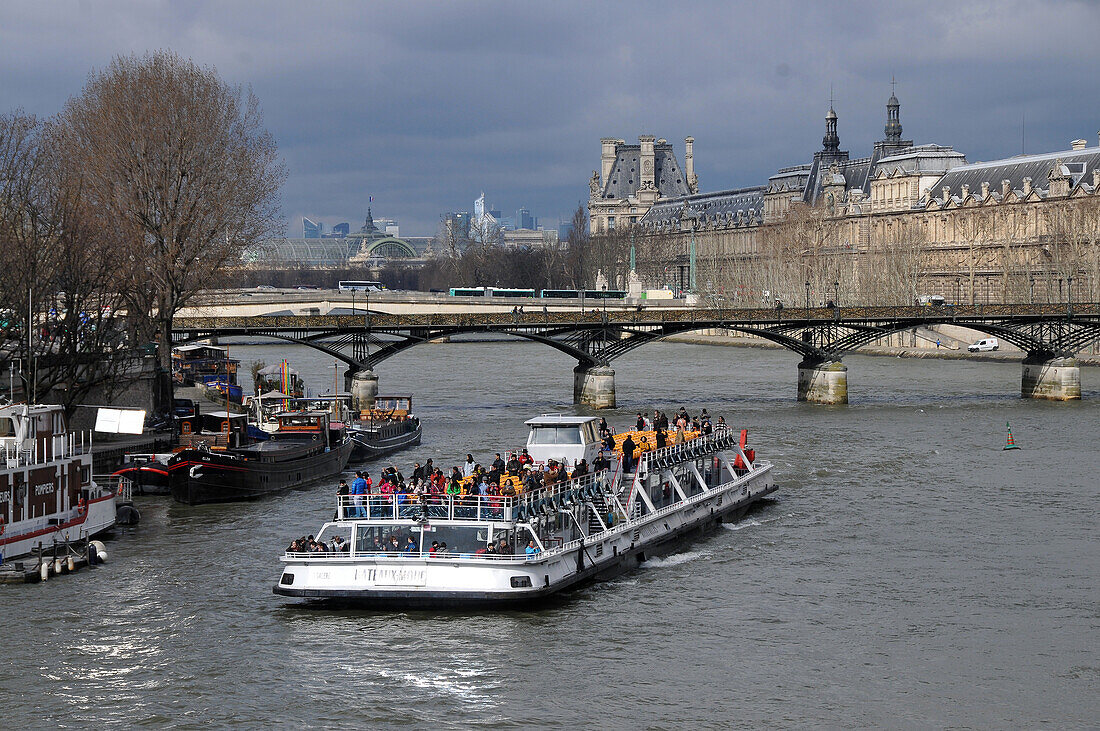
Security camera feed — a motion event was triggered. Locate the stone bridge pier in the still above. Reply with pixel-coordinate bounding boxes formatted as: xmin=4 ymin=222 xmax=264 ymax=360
xmin=573 ymin=364 xmax=616 ymax=409
xmin=797 ymin=358 xmax=848 ymax=404
xmin=345 ymin=368 xmax=379 ymax=411
xmin=1021 ymin=352 xmax=1081 ymax=400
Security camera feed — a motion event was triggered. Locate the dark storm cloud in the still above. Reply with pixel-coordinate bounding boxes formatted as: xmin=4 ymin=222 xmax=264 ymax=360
xmin=2 ymin=0 xmax=1098 ymax=235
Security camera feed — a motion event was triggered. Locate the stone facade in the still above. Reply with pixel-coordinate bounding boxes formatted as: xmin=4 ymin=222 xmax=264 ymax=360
xmin=608 ymin=95 xmax=1100 ymax=305
xmin=588 ymin=135 xmax=696 ymax=235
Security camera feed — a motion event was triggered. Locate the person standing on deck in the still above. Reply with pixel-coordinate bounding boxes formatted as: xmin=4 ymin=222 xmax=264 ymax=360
xmin=350 ymin=472 xmax=367 ymax=517
xmin=621 ymin=434 xmax=637 ymax=473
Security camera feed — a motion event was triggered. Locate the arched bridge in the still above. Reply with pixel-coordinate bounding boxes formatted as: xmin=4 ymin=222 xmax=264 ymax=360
xmin=173 ymin=302 xmax=1100 ymax=407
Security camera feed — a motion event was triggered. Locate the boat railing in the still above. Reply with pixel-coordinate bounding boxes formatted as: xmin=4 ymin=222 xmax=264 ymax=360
xmin=1 ymin=429 xmax=93 ymax=467
xmin=640 ymin=426 xmax=737 ymax=473
xmin=338 ymin=493 xmax=517 ymax=522
xmin=283 ymin=548 xmax=536 ymax=562
xmin=335 ymin=466 xmax=624 ymax=524
xmin=94 ymin=473 xmax=133 ymax=502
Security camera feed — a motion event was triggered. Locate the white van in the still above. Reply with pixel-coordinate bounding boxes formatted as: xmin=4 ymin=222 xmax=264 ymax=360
xmin=967 ymin=338 xmax=999 ymax=352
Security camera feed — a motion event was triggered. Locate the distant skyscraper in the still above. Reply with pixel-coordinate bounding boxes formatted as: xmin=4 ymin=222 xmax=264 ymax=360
xmin=516 ymin=207 xmax=535 ymax=230
xmin=443 ymin=211 xmax=471 ymax=239
xmin=332 ymin=222 xmax=350 ymax=237
xmin=303 ymin=217 xmax=323 ymax=238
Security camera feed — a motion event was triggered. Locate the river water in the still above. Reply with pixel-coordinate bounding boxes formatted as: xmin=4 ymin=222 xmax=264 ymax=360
xmin=1 ymin=340 xmax=1097 ymax=728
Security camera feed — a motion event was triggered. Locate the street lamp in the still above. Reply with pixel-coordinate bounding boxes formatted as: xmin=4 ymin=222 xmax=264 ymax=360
xmin=1029 ymin=276 xmax=1034 ymax=305
xmin=955 ymin=277 xmax=961 ymax=306
xmin=833 ymin=280 xmax=839 ymax=308
xmin=1068 ymin=276 xmax=1074 ymax=315
xmin=805 ymin=281 xmax=810 ymax=311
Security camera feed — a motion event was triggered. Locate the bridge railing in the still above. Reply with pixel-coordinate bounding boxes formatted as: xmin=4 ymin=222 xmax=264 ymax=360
xmin=174 ymin=301 xmax=1099 ymax=332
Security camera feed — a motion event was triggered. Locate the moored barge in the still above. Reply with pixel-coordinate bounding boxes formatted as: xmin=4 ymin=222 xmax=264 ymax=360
xmin=0 ymin=404 xmax=117 ymax=562
xmin=168 ymin=409 xmax=353 ymax=505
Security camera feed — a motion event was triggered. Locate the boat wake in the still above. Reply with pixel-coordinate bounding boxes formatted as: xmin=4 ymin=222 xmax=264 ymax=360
xmin=723 ymin=519 xmax=763 ymax=532
xmin=639 ymin=550 xmax=709 ymax=569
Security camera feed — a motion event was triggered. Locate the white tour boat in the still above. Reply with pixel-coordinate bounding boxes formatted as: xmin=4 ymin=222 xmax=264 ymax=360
xmin=274 ymin=414 xmax=776 ymax=607
xmin=0 ymin=404 xmax=117 ymax=562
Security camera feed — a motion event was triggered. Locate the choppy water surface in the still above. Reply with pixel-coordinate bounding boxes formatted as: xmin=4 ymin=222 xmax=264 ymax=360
xmin=1 ymin=341 xmax=1097 ymax=728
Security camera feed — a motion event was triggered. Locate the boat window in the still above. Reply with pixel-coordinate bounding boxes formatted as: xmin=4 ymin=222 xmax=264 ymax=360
xmin=528 ymin=426 xmax=583 ymax=445
xmin=0 ymin=417 xmax=14 ymax=437
xmin=353 ymin=524 xmax=419 ymax=554
xmin=422 ymin=524 xmax=492 ymax=556
xmin=317 ymin=524 xmax=352 ymax=550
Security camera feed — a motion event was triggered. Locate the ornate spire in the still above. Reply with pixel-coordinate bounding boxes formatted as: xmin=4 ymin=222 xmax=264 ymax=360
xmin=823 ymin=95 xmax=840 ymax=152
xmin=885 ymin=78 xmax=902 ymax=143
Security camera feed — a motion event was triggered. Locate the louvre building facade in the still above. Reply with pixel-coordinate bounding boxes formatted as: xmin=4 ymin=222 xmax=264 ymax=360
xmin=589 ymin=95 xmax=1100 ymax=306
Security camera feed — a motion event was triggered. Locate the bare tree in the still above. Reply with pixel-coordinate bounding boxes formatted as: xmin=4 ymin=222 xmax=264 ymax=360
xmin=0 ymin=112 xmax=135 ymax=412
xmin=52 ymin=51 xmax=286 ymax=414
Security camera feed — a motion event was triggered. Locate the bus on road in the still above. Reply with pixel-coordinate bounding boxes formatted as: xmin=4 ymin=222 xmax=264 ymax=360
xmin=338 ymin=280 xmax=385 ymax=292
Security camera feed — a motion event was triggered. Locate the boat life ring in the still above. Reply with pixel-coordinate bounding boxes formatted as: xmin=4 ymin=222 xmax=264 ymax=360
xmin=77 ymin=497 xmax=87 ymax=513
xmin=0 ymin=516 xmax=5 ymax=536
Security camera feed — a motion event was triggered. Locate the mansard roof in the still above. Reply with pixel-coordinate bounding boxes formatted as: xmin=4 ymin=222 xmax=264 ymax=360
xmin=638 ymin=186 xmax=766 ymax=227
xmin=602 ymin=143 xmax=690 ymax=200
xmin=875 ymin=144 xmax=967 ymax=175
xmin=933 ymin=147 xmax=1100 ymax=200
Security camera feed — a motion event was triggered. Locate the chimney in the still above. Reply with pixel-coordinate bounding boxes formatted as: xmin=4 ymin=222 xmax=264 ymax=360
xmin=1093 ymin=168 xmax=1099 ymax=189
xmin=1022 ymin=177 xmax=1032 ymax=195
xmin=961 ymin=183 xmax=970 ymax=199
xmin=942 ymin=186 xmax=951 ymax=202
xmin=600 ymin=138 xmax=618 ymax=182
xmin=684 ymin=136 xmax=695 ymax=193
xmin=981 ymin=181 xmax=990 ymax=198
xmin=639 ymin=135 xmax=656 ymax=191
xmin=1071 ymin=139 xmax=1087 ymax=151
xmin=1001 ymin=179 xmax=1011 ymax=197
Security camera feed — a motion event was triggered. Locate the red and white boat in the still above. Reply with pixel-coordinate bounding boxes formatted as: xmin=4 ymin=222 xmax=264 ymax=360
xmin=0 ymin=403 xmax=117 ymax=562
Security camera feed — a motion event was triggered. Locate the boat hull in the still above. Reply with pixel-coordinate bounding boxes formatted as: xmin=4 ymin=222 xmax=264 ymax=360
xmin=0 ymin=493 xmax=117 ymax=561
xmin=348 ymin=421 xmax=422 ymax=463
xmin=274 ymin=471 xmax=776 ymax=608
xmin=169 ymin=439 xmax=353 ymax=505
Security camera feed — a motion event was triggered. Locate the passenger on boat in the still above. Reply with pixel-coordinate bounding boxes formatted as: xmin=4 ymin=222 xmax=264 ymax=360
xmin=462 ymin=454 xmax=475 ymax=478
xmin=525 ymin=540 xmax=539 ymax=556
xmin=429 ymin=541 xmax=440 ymax=554
xmin=593 ymin=451 xmax=610 ymax=472
xmin=598 ymin=417 xmax=610 ymax=437
xmin=621 ymin=434 xmax=637 ymax=472
xmin=404 ymin=535 xmax=417 ymax=554
xmin=351 ymin=472 xmax=368 ymax=517
xmin=572 ymin=459 xmax=589 ymax=478
xmin=331 ymin=536 xmax=348 ymax=552
xmin=655 ymin=428 xmax=667 ymax=449
xmin=497 ymin=538 xmax=511 ymax=555
xmin=411 ymin=462 xmax=424 ymax=482
xmin=388 ymin=535 xmax=401 ymax=552
xmin=437 ymin=542 xmax=449 ymax=555
xmin=602 ymin=433 xmax=616 ymax=452
xmin=635 ymin=413 xmax=645 ymax=431
xmin=517 ymin=448 xmax=533 ymax=467
xmin=492 ymin=453 xmax=505 ymax=473
xmin=506 ymin=453 xmax=521 ymax=473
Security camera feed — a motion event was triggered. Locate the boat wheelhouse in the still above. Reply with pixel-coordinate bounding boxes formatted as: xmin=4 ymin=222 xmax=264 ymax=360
xmin=0 ymin=404 xmax=117 ymax=562
xmin=273 ymin=417 xmax=776 ymax=607
xmin=348 ymin=395 xmax=421 ymax=463
xmin=172 ymin=344 xmax=240 ymax=387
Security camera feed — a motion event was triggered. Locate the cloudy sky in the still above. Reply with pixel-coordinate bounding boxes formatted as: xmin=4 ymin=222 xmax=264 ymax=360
xmin=2 ymin=0 xmax=1098 ymax=236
